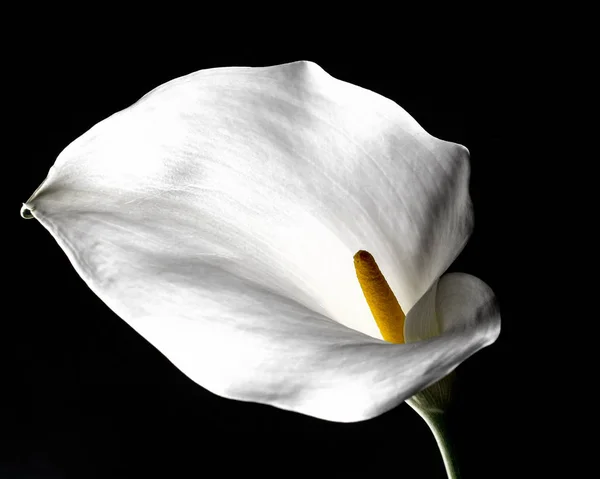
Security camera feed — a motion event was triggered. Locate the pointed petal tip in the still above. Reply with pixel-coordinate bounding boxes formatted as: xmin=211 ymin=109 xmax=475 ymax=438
xmin=20 ymin=203 xmax=34 ymax=219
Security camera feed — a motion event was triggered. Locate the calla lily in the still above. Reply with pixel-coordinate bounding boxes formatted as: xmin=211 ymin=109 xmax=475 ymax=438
xmin=20 ymin=61 xmax=500 ymax=430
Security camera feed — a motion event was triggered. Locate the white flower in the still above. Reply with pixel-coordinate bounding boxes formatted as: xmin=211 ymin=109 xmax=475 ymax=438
xmin=21 ymin=61 xmax=500 ymax=423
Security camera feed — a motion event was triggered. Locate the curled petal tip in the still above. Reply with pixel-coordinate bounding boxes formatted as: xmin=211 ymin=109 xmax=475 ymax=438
xmin=20 ymin=203 xmax=34 ymax=219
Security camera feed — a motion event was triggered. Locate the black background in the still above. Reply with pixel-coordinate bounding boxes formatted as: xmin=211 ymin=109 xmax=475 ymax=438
xmin=7 ymin=45 xmax=517 ymax=478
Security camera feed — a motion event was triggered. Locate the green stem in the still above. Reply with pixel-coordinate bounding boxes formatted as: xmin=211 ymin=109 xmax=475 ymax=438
xmin=414 ymin=409 xmax=461 ymax=479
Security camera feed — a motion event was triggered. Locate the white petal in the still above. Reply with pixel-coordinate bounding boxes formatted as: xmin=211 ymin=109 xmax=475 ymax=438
xmin=404 ymin=274 xmax=500 ymax=414
xmin=404 ymin=272 xmax=500 ymax=346
xmin=21 ymin=61 xmax=492 ymax=422
xmin=22 ymin=61 xmax=472 ymax=339
xmin=404 ymin=273 xmax=500 ymax=344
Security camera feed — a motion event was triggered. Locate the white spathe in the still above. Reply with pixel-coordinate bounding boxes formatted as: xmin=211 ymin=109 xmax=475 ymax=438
xmin=21 ymin=61 xmax=500 ymax=422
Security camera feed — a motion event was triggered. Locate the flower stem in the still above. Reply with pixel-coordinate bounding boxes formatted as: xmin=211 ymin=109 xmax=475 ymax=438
xmin=415 ymin=409 xmax=461 ymax=479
